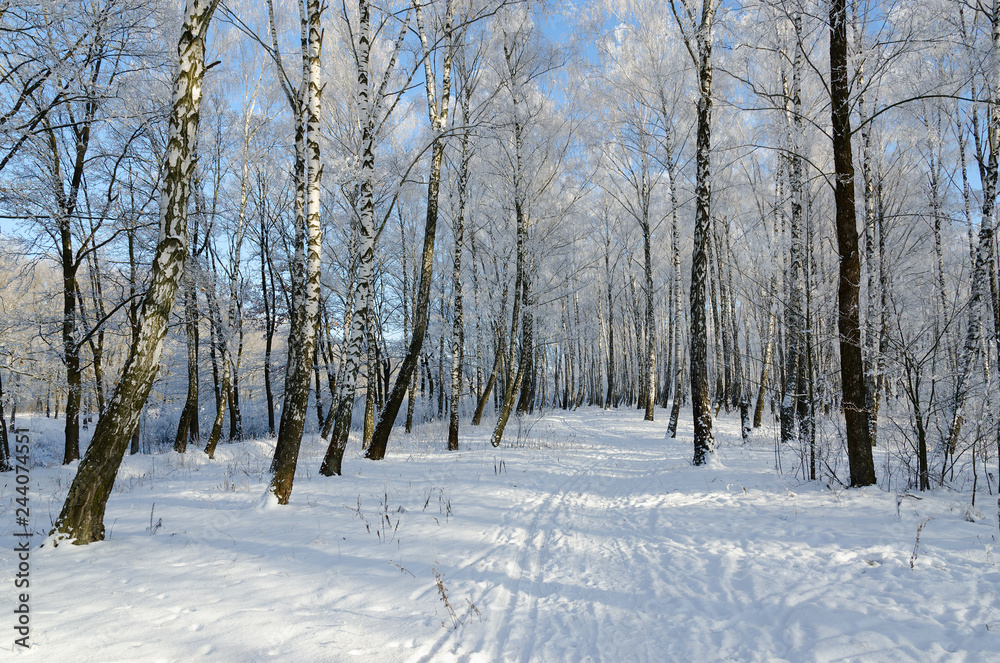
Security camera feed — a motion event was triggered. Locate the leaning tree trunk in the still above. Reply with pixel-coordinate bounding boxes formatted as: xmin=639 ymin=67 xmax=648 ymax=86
xmin=366 ymin=0 xmax=454 ymax=461
xmin=472 ymin=315 xmax=505 ymax=425
xmin=490 ymin=210 xmax=529 ymax=446
xmin=830 ymin=0 xmax=876 ymax=486
xmin=203 ymin=345 xmax=229 ymax=459
xmin=50 ymin=0 xmax=220 ymax=544
xmin=173 ymin=262 xmax=199 ymax=452
xmin=668 ymin=348 xmax=686 ymax=438
xmin=127 ymin=227 xmax=142 ymax=455
xmin=365 ymin=143 xmax=445 ymax=460
xmin=491 ymin=71 xmax=529 ymax=447
xmin=399 ymin=212 xmax=416 ymax=433
xmin=205 ymin=177 xmax=245 ymax=457
xmin=491 ymin=303 xmax=529 ymax=448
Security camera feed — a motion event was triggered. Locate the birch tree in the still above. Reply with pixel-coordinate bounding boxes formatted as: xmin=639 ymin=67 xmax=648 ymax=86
xmin=489 ymin=6 xmax=571 ymax=446
xmin=943 ymin=0 xmax=1000 ymax=475
xmin=447 ymin=39 xmax=484 ymax=450
xmin=51 ymin=0 xmax=221 ymax=544
xmin=598 ymin=84 xmax=661 ymax=421
xmin=779 ymin=8 xmax=806 ymax=448
xmin=366 ymin=0 xmax=457 ymax=461
xmin=320 ymin=0 xmax=411 ymax=475
xmin=205 ymin=66 xmax=263 ymax=458
xmin=268 ymin=0 xmax=324 ymax=504
xmin=670 ymin=0 xmax=717 ymax=465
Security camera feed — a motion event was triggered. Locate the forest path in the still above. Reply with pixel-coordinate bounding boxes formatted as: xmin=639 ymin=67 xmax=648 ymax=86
xmin=406 ymin=409 xmax=1000 ymax=663
xmin=414 ymin=412 xmax=680 ymax=663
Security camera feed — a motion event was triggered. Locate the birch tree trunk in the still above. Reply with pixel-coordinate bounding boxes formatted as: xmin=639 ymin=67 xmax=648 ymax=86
xmin=266 ymin=0 xmax=307 ymax=472
xmin=270 ymin=0 xmax=324 ymax=502
xmin=399 ymin=210 xmax=417 ymax=432
xmin=83 ymin=249 xmax=108 ymax=416
xmin=259 ymin=184 xmax=277 ymax=437
xmin=708 ymin=234 xmax=725 ymax=409
xmin=781 ymin=19 xmax=805 ymax=446
xmin=669 ymin=0 xmax=718 ymax=465
xmin=722 ymin=224 xmax=743 ymax=411
xmin=471 ymin=226 xmax=483 ymax=403
xmin=664 ymin=120 xmax=684 ymax=425
xmin=491 ymin=33 xmax=531 ymax=446
xmin=363 ymin=328 xmax=377 ymax=448
xmin=439 ymin=297 xmax=447 ymax=418
xmin=126 ymin=222 xmax=142 ymax=455
xmin=40 ymin=38 xmax=109 ymax=464
xmin=945 ymin=0 xmax=1000 ymax=468
xmin=641 ymin=170 xmax=656 ymax=422
xmin=203 ymin=344 xmax=229 ymax=459
xmin=472 ymin=310 xmax=506 ymax=425
xmin=604 ymin=233 xmax=616 ymax=410
xmin=205 ymin=109 xmax=251 ymax=458
xmin=755 ymin=157 xmax=784 ymax=429
xmin=174 ymin=260 xmax=200 ymax=452
xmin=47 ymin=134 xmax=85 ymax=464
xmin=448 ymin=79 xmax=473 ymax=450
xmin=51 ymin=0 xmax=220 ymax=544
xmin=321 ymin=0 xmax=378 ymax=475
xmin=490 ymin=204 xmax=527 ymax=446
xmin=852 ymin=7 xmax=890 ymax=453
xmin=366 ymin=0 xmax=455 ymax=461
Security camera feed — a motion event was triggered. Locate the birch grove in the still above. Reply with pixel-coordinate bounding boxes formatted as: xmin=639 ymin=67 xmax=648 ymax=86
xmin=0 ymin=0 xmax=998 ymax=530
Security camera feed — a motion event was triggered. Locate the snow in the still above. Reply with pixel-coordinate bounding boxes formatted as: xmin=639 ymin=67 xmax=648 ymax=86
xmin=3 ymin=409 xmax=999 ymax=661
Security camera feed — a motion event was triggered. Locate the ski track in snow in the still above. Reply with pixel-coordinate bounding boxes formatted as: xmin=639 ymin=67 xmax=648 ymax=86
xmin=2 ymin=409 xmax=999 ymax=662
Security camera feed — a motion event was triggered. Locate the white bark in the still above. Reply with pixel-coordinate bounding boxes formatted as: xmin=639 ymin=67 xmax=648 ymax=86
xmin=51 ymin=0 xmax=220 ymax=544
xmin=270 ymin=0 xmax=323 ymax=503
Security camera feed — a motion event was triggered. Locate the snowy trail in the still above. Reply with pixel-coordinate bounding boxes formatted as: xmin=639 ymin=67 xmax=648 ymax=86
xmin=414 ymin=426 xmax=597 ymax=663
xmin=3 ymin=409 xmax=1000 ymax=661
xmin=416 ymin=413 xmax=746 ymax=662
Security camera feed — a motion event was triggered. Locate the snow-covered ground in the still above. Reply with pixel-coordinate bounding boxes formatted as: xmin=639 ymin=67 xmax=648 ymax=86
xmin=2 ymin=409 xmax=999 ymax=662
